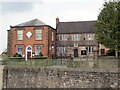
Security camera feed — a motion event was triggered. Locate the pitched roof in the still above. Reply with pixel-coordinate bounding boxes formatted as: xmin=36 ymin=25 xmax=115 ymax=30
xmin=13 ymin=19 xmax=47 ymax=27
xmin=57 ymin=21 xmax=96 ymax=34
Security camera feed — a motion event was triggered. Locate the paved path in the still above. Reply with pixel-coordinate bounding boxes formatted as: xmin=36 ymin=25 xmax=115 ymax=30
xmin=0 ymin=65 xmax=4 ymax=89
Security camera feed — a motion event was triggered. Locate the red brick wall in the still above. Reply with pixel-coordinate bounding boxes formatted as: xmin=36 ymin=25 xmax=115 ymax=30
xmin=8 ymin=26 xmax=56 ymax=58
xmin=98 ymin=44 xmax=109 ymax=56
xmin=48 ymin=28 xmax=56 ymax=58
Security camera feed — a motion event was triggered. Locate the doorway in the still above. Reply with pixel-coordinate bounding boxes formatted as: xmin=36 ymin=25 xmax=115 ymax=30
xmin=101 ymin=49 xmax=105 ymax=56
xmin=27 ymin=52 xmax=31 ymax=59
xmin=74 ymin=49 xmax=78 ymax=57
xmin=26 ymin=45 xmax=32 ymax=60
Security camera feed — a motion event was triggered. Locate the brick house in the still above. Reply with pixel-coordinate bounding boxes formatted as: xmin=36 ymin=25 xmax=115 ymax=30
xmin=56 ymin=18 xmax=108 ymax=58
xmin=7 ymin=19 xmax=56 ymax=60
xmin=98 ymin=44 xmax=109 ymax=56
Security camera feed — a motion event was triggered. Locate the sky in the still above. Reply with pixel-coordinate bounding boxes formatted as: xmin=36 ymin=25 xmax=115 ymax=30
xmin=0 ymin=0 xmax=106 ymax=54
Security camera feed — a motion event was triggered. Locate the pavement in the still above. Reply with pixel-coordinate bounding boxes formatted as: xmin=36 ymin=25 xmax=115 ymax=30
xmin=0 ymin=65 xmax=4 ymax=89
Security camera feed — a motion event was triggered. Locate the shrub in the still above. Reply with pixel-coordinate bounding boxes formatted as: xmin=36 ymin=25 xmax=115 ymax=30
xmin=13 ymin=53 xmax=22 ymax=57
xmin=107 ymin=49 xmax=115 ymax=56
xmin=39 ymin=52 xmax=43 ymax=56
xmin=1 ymin=55 xmax=9 ymax=60
xmin=18 ymin=54 xmax=22 ymax=57
xmin=33 ymin=52 xmax=43 ymax=58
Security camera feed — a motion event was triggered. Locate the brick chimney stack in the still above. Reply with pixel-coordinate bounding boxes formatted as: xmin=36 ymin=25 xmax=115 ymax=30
xmin=56 ymin=17 xmax=59 ymax=28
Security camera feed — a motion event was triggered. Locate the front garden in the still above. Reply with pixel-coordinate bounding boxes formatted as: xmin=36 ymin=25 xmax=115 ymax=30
xmin=1 ymin=55 xmax=119 ymax=70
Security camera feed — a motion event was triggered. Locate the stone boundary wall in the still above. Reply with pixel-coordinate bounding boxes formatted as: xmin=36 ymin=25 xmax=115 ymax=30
xmin=2 ymin=66 xmax=120 ymax=88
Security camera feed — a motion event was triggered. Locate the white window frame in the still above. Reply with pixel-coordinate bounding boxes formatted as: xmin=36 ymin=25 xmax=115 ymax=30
xmin=35 ymin=45 xmax=42 ymax=55
xmin=52 ymin=32 xmax=54 ymax=41
xmin=86 ymin=47 xmax=93 ymax=53
xmin=72 ymin=34 xmax=74 ymax=41
xmin=35 ymin=29 xmax=42 ymax=40
xmin=59 ymin=35 xmax=62 ymax=41
xmin=52 ymin=46 xmax=54 ymax=52
xmin=85 ymin=34 xmax=94 ymax=41
xmin=17 ymin=45 xmax=23 ymax=55
xmin=78 ymin=34 xmax=81 ymax=41
xmin=74 ymin=43 xmax=78 ymax=47
xmin=17 ymin=30 xmax=23 ymax=40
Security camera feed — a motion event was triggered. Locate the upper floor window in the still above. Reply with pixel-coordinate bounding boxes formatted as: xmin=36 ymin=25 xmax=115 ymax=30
xmin=58 ymin=35 xmax=62 ymax=41
xmin=52 ymin=32 xmax=54 ymax=41
xmin=72 ymin=34 xmax=80 ymax=41
xmin=17 ymin=30 xmax=23 ymax=40
xmin=74 ymin=43 xmax=78 ymax=47
xmin=35 ymin=29 xmax=42 ymax=40
xmin=85 ymin=34 xmax=94 ymax=41
xmin=62 ymin=35 xmax=65 ymax=41
xmin=58 ymin=35 xmax=68 ymax=41
xmin=64 ymin=35 xmax=68 ymax=41
xmin=59 ymin=34 xmax=81 ymax=41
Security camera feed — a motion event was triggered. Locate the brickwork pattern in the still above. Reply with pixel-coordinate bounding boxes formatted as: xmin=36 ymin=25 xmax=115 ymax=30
xmin=7 ymin=26 xmax=56 ymax=58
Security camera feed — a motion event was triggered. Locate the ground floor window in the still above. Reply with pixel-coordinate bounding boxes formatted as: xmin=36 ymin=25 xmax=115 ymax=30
xmin=59 ymin=47 xmax=67 ymax=53
xmin=52 ymin=46 xmax=54 ymax=52
xmin=17 ymin=45 xmax=23 ymax=55
xmin=86 ymin=47 xmax=93 ymax=53
xmin=81 ymin=50 xmax=87 ymax=55
xmin=35 ymin=45 xmax=42 ymax=55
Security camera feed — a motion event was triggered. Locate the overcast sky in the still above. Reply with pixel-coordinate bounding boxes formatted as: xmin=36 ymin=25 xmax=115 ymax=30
xmin=0 ymin=0 xmax=105 ymax=54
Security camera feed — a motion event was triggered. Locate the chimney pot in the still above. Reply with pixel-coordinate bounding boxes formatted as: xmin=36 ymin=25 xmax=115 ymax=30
xmin=56 ymin=17 xmax=59 ymax=28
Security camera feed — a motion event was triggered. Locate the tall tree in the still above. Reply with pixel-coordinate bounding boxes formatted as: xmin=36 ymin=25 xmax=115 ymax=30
xmin=96 ymin=1 xmax=120 ymax=57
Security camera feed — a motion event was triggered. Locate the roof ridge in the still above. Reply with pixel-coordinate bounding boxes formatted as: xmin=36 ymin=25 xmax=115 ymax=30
xmin=57 ymin=20 xmax=96 ymax=34
xmin=59 ymin=20 xmax=97 ymax=23
xmin=14 ymin=18 xmax=47 ymax=27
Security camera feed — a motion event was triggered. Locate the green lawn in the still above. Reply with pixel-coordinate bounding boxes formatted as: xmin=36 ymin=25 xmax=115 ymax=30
xmin=3 ymin=59 xmax=53 ymax=67
xmin=67 ymin=59 xmax=118 ymax=69
xmin=1 ymin=58 xmax=118 ymax=70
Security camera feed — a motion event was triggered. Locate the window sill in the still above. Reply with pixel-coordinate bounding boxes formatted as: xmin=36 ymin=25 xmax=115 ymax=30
xmin=17 ymin=40 xmax=23 ymax=41
xmin=35 ymin=40 xmax=42 ymax=41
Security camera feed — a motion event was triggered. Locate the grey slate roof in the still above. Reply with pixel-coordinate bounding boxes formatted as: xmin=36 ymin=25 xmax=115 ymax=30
xmin=57 ymin=21 xmax=96 ymax=34
xmin=14 ymin=19 xmax=47 ymax=27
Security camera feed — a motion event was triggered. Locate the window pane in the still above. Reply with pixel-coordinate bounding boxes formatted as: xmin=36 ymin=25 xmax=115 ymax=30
xmin=52 ymin=46 xmax=54 ymax=52
xmin=27 ymin=46 xmax=32 ymax=50
xmin=17 ymin=45 xmax=22 ymax=55
xmin=52 ymin=32 xmax=54 ymax=41
xmin=17 ymin=30 xmax=23 ymax=40
xmin=35 ymin=46 xmax=41 ymax=55
xmin=36 ymin=30 xmax=42 ymax=40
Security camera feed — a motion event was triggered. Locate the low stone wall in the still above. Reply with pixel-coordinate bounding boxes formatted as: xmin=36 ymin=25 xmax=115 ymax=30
xmin=0 ymin=65 xmax=4 ymax=89
xmin=2 ymin=66 xmax=120 ymax=88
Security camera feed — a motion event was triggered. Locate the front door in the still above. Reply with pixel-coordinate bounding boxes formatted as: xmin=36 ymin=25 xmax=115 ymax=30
xmin=74 ymin=49 xmax=78 ymax=57
xmin=27 ymin=52 xmax=31 ymax=59
xmin=101 ymin=49 xmax=105 ymax=56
